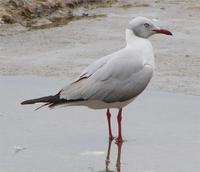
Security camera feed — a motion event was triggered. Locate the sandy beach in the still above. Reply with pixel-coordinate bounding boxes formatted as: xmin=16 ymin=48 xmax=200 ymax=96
xmin=0 ymin=0 xmax=200 ymax=171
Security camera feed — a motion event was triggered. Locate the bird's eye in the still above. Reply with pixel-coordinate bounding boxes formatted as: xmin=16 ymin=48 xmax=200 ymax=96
xmin=144 ymin=23 xmax=150 ymax=28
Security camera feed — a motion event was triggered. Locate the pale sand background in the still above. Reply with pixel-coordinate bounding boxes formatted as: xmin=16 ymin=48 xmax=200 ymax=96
xmin=0 ymin=0 xmax=200 ymax=172
xmin=0 ymin=0 xmax=199 ymax=95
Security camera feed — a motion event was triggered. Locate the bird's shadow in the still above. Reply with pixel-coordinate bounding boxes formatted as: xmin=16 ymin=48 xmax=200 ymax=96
xmin=97 ymin=139 xmax=123 ymax=172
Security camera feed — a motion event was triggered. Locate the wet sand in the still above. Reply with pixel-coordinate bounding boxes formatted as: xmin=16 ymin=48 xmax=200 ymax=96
xmin=0 ymin=76 xmax=200 ymax=172
xmin=0 ymin=0 xmax=200 ymax=95
xmin=0 ymin=0 xmax=200 ymax=171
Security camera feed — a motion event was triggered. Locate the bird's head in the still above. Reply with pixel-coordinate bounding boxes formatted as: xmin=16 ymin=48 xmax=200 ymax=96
xmin=127 ymin=16 xmax=172 ymax=38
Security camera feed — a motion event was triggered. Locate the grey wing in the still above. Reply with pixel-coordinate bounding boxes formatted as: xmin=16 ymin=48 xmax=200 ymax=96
xmin=102 ymin=65 xmax=153 ymax=102
xmin=60 ymin=50 xmax=153 ymax=103
xmin=76 ymin=64 xmax=153 ymax=103
xmin=59 ymin=48 xmax=125 ymax=100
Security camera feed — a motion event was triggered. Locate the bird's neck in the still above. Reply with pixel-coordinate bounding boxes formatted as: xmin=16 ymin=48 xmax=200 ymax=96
xmin=125 ymin=29 xmax=155 ymax=68
xmin=125 ymin=29 xmax=152 ymax=49
xmin=125 ymin=29 xmax=145 ymax=45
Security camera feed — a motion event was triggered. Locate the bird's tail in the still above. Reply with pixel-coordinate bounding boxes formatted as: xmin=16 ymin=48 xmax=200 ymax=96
xmin=21 ymin=92 xmax=84 ymax=110
xmin=21 ymin=94 xmax=59 ymax=105
xmin=21 ymin=93 xmax=67 ymax=110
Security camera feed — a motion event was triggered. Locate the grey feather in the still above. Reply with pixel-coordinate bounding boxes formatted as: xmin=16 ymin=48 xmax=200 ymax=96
xmin=60 ymin=44 xmax=154 ymax=103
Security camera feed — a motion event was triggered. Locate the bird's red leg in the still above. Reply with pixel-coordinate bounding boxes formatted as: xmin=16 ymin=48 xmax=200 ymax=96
xmin=116 ymin=108 xmax=123 ymax=143
xmin=107 ymin=108 xmax=114 ymax=140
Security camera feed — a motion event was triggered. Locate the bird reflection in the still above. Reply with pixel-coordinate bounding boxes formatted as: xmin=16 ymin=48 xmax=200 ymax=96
xmin=98 ymin=139 xmax=123 ymax=172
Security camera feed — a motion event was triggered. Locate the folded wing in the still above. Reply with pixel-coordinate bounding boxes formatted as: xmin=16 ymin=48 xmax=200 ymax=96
xmin=60 ymin=48 xmax=153 ymax=103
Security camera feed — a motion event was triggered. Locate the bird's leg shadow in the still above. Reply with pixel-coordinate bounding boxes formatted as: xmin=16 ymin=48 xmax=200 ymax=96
xmin=105 ymin=139 xmax=113 ymax=171
xmin=99 ymin=139 xmax=123 ymax=172
xmin=116 ymin=141 xmax=123 ymax=172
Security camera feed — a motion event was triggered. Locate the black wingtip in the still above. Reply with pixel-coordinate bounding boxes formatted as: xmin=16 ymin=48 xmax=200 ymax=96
xmin=21 ymin=93 xmax=61 ymax=106
xmin=21 ymin=101 xmax=26 ymax=105
xmin=21 ymin=100 xmax=34 ymax=105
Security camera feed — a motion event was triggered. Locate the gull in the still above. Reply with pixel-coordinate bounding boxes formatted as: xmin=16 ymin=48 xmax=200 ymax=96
xmin=21 ymin=16 xmax=172 ymax=143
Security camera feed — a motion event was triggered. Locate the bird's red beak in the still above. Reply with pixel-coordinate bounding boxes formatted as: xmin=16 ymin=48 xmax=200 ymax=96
xmin=153 ymin=29 xmax=173 ymax=36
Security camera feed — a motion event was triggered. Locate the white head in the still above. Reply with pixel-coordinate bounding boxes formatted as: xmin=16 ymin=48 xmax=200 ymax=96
xmin=127 ymin=16 xmax=172 ymax=39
